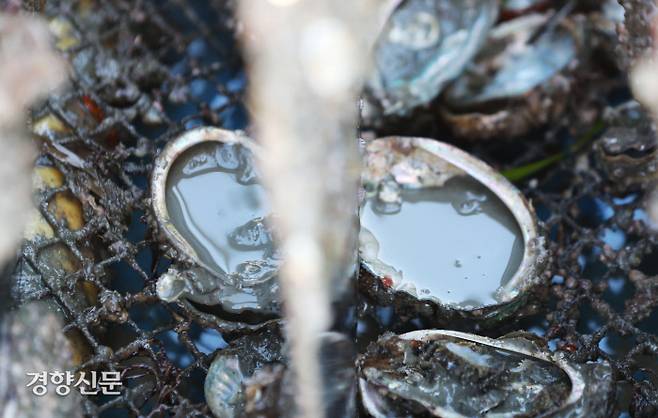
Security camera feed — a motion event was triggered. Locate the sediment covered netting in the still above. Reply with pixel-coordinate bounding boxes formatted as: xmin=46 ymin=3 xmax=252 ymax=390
xmin=4 ymin=0 xmax=657 ymax=416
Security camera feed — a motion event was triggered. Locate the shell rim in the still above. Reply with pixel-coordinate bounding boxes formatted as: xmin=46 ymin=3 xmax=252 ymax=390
xmin=360 ymin=136 xmax=546 ymax=310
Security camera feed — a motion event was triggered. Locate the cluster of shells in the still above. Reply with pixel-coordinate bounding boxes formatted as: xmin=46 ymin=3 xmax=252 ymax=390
xmin=142 ymin=0 xmax=657 ymax=416
xmin=18 ymin=0 xmax=656 ymax=417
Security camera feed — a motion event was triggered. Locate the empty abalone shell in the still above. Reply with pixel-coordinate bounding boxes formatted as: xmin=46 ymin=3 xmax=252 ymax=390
xmin=440 ymin=13 xmax=580 ymax=140
xmin=204 ymin=322 xmax=284 ymax=418
xmin=358 ymin=330 xmax=614 ymax=417
xmin=364 ymin=0 xmax=499 ymax=120
xmin=151 ymin=127 xmax=280 ymax=314
xmin=359 ymin=136 xmax=547 ymax=328
xmin=204 ymin=326 xmax=356 ymax=418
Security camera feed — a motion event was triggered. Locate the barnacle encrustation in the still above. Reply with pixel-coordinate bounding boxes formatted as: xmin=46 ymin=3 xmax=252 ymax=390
xmin=595 ymin=101 xmax=658 ymax=194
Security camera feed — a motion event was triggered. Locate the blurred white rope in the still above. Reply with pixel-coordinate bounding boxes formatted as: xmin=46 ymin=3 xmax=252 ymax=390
xmin=237 ymin=1 xmax=386 ymax=416
xmin=0 ymin=13 xmax=67 ymax=266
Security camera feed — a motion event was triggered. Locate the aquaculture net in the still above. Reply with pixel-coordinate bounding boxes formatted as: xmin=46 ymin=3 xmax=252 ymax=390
xmin=4 ymin=0 xmax=658 ymax=417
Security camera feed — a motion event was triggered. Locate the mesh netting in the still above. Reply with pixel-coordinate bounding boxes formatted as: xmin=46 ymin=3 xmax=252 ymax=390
xmin=3 ymin=0 xmax=658 ymax=417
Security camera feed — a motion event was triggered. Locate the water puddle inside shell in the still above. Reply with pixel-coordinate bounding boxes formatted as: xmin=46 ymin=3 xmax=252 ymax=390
xmin=360 ymin=176 xmax=524 ymax=307
xmin=165 ymin=142 xmax=276 ymax=278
